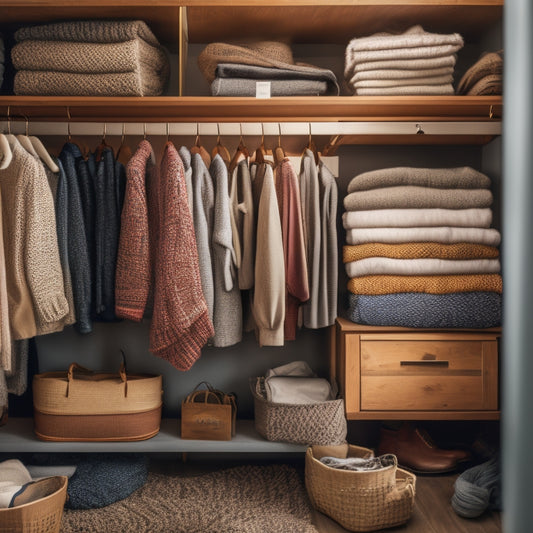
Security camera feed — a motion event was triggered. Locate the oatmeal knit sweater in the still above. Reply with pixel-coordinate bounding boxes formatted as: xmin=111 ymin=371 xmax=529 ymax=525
xmin=150 ymin=143 xmax=214 ymax=370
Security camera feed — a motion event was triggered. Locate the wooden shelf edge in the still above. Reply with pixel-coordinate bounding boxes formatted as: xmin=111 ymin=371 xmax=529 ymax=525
xmin=0 ymin=96 xmax=503 ymax=123
xmin=346 ymin=411 xmax=501 ymax=421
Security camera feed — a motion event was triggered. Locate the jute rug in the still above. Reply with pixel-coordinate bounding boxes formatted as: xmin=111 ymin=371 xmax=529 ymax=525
xmin=61 ymin=463 xmax=319 ymax=533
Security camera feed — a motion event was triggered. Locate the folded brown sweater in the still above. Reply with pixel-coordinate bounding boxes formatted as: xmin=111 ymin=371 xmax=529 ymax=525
xmin=347 ymin=273 xmax=502 ymax=295
xmin=457 ymin=50 xmax=503 ymax=95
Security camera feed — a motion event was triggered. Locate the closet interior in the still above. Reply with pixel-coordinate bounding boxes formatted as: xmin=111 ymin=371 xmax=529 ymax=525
xmin=0 ymin=0 xmax=503 ymax=459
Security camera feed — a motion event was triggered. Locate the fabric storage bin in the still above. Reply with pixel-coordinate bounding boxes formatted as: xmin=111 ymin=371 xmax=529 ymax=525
xmin=0 ymin=475 xmax=68 ymax=533
xmin=250 ymin=377 xmax=347 ymax=445
xmin=33 ymin=361 xmax=163 ymax=441
xmin=305 ymin=443 xmax=416 ymax=532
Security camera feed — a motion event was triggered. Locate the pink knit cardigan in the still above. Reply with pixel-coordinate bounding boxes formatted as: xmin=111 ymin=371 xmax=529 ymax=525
xmin=149 ymin=143 xmax=214 ymax=370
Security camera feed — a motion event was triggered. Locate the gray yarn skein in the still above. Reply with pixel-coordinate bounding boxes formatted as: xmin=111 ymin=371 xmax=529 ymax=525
xmin=451 ymin=457 xmax=501 ymax=518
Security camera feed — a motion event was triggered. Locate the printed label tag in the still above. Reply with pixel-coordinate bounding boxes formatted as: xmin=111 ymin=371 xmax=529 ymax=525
xmin=256 ymin=82 xmax=271 ymax=99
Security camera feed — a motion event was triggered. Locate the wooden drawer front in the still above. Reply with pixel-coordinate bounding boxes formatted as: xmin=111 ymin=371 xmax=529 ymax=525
xmin=360 ymin=338 xmax=498 ymax=411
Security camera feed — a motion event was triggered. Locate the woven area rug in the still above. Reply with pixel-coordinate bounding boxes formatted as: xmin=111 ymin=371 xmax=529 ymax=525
xmin=61 ymin=463 xmax=319 ymax=533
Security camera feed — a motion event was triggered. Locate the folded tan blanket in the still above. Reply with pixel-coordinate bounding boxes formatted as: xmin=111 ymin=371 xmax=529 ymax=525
xmin=347 ymin=273 xmax=502 ymax=295
xmin=349 ymin=66 xmax=454 ymax=83
xmin=344 ymin=187 xmax=493 ymax=211
xmin=457 ymin=50 xmax=503 ymax=95
xmin=345 ymin=257 xmax=501 ymax=278
xmin=342 ymin=208 xmax=493 ymax=229
xmin=351 ymin=55 xmax=457 ymax=74
xmin=463 ymin=74 xmax=502 ymax=96
xmin=12 ymin=39 xmax=169 ymax=76
xmin=352 ymin=74 xmax=453 ymax=89
xmin=15 ymin=20 xmax=161 ymax=46
xmin=14 ymin=70 xmax=167 ymax=96
xmin=343 ymin=242 xmax=500 ymax=262
xmin=347 ymin=166 xmax=491 ymax=192
xmin=345 ymin=226 xmax=501 ymax=246
xmin=353 ymin=84 xmax=455 ymax=96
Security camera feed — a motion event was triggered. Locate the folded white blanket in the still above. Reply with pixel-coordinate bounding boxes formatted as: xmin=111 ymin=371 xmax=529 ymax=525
xmin=342 ymin=208 xmax=493 ymax=229
xmin=349 ymin=66 xmax=454 ymax=83
xmin=347 ymin=166 xmax=491 ymax=192
xmin=345 ymin=257 xmax=501 ymax=278
xmin=343 ymin=187 xmax=493 ymax=211
xmin=351 ymin=54 xmax=457 ymax=74
xmin=353 ymin=84 xmax=454 ymax=96
xmin=352 ymin=74 xmax=454 ymax=89
xmin=345 ymin=226 xmax=502 ymax=246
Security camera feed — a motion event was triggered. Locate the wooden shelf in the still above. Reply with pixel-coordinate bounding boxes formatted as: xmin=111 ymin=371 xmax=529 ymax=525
xmin=0 ymin=96 xmax=502 ymax=123
xmin=0 ymin=418 xmax=307 ymax=453
xmin=184 ymin=1 xmax=503 ymax=44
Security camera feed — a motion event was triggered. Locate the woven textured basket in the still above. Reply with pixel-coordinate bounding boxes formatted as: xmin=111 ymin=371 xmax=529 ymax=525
xmin=0 ymin=476 xmax=68 ymax=533
xmin=305 ymin=444 xmax=416 ymax=532
xmin=251 ymin=377 xmax=347 ymax=446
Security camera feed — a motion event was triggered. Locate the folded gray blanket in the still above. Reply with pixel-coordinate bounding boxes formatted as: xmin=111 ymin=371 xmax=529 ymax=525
xmin=345 ymin=226 xmax=501 ymax=246
xmin=215 ymin=62 xmax=339 ymax=95
xmin=320 ymin=454 xmax=396 ymax=472
xmin=342 ymin=208 xmax=493 ymax=229
xmin=15 ymin=20 xmax=161 ymax=46
xmin=345 ymin=257 xmax=501 ymax=278
xmin=12 ymin=39 xmax=169 ymax=76
xmin=347 ymin=167 xmax=491 ymax=192
xmin=347 ymin=291 xmax=501 ymax=328
xmin=344 ymin=187 xmax=493 ymax=211
xmin=14 ymin=70 xmax=167 ymax=96
xmin=211 ymin=77 xmax=328 ymax=96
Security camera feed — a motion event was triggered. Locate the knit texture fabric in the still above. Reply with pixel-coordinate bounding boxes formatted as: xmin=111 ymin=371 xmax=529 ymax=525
xmin=347 ymin=166 xmax=491 ymax=192
xmin=115 ymin=140 xmax=154 ymax=321
xmin=345 ymin=226 xmax=501 ymax=246
xmin=347 ymin=273 xmax=502 ymax=295
xmin=275 ymin=159 xmax=309 ymax=341
xmin=347 ymin=291 xmax=501 ymax=328
xmin=457 ymin=51 xmax=503 ymax=96
xmin=58 ymin=143 xmax=92 ymax=334
xmin=0 ymin=186 xmax=11 ymax=372
xmin=210 ymin=155 xmax=243 ymax=348
xmin=15 ymin=20 xmax=161 ymax=46
xmin=343 ymin=186 xmax=493 ymax=211
xmin=149 ymin=143 xmax=214 ymax=371
xmin=343 ymin=242 xmax=500 ymax=262
xmin=342 ymin=208 xmax=493 ymax=229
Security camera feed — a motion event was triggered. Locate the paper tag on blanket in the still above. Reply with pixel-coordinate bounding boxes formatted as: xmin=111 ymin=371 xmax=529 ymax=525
xmin=255 ymin=82 xmax=271 ymax=99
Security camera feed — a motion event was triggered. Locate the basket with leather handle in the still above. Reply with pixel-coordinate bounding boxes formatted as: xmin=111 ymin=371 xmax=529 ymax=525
xmin=181 ymin=381 xmax=237 ymax=441
xmin=32 ymin=353 xmax=163 ymax=442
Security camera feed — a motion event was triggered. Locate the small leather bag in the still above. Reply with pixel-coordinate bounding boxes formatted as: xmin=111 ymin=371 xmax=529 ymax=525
xmin=181 ymin=381 xmax=237 ymax=441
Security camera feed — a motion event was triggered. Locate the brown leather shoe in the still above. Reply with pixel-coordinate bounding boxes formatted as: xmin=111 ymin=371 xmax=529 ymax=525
xmin=377 ymin=423 xmax=471 ymax=474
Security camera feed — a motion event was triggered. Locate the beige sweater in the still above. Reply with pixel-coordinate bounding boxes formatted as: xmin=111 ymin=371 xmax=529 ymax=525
xmin=0 ymin=137 xmax=68 ymax=340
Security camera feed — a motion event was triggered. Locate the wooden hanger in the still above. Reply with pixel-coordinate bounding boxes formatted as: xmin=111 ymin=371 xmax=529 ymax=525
xmin=274 ymin=123 xmax=286 ymax=166
xmin=229 ymin=124 xmax=249 ymax=174
xmin=65 ymin=107 xmax=90 ymax=159
xmin=17 ymin=116 xmax=60 ymax=172
xmin=94 ymin=122 xmax=112 ymax=162
xmin=211 ymin=124 xmax=231 ymax=167
xmin=190 ymin=123 xmax=211 ymax=168
xmin=0 ymin=107 xmax=14 ymax=170
xmin=305 ymin=123 xmax=320 ymax=165
xmin=116 ymin=123 xmax=133 ymax=166
xmin=254 ymin=123 xmax=269 ymax=164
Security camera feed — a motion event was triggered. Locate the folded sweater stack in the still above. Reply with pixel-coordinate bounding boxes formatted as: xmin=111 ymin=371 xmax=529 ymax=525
xmin=12 ymin=20 xmax=169 ymax=96
xmin=198 ymin=41 xmax=339 ymax=96
xmin=457 ymin=50 xmax=503 ymax=95
xmin=342 ymin=167 xmax=502 ymax=328
xmin=344 ymin=25 xmax=464 ymax=96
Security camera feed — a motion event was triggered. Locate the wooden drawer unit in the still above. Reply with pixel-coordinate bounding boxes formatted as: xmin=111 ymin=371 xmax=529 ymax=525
xmin=330 ymin=317 xmax=501 ymax=420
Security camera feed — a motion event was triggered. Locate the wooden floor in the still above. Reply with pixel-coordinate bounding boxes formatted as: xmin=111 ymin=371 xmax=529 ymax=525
xmin=313 ymin=472 xmax=502 ymax=533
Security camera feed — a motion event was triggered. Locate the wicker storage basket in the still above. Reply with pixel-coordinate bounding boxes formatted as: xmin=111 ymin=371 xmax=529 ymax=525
xmin=305 ymin=444 xmax=416 ymax=532
xmin=33 ymin=361 xmax=163 ymax=441
xmin=0 ymin=476 xmax=68 ymax=533
xmin=251 ymin=377 xmax=347 ymax=446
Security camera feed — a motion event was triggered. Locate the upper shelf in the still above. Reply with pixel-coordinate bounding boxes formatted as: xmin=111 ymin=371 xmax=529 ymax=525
xmin=0 ymin=96 xmax=502 ymax=123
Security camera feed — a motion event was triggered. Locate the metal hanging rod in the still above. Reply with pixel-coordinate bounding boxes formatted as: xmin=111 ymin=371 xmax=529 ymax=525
xmin=0 ymin=120 xmax=501 ymax=138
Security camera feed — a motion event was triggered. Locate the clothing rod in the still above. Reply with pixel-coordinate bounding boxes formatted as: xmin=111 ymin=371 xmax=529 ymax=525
xmin=0 ymin=121 xmax=501 ymax=137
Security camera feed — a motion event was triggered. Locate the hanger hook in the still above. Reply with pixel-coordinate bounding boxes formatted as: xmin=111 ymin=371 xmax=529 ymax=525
xmin=166 ymin=122 xmax=170 ymax=142
xmin=217 ymin=123 xmax=221 ymax=144
xmin=489 ymin=105 xmax=494 ymax=119
xmin=143 ymin=123 xmax=147 ymax=140
xmin=195 ymin=123 xmax=200 ymax=146
xmin=121 ymin=122 xmax=126 ymax=145
xmin=66 ymin=107 xmax=72 ymax=141
xmin=308 ymin=123 xmax=312 ymax=144
xmin=415 ymin=123 xmax=425 ymax=135
xmin=261 ymin=123 xmax=265 ymax=145
xmin=25 ymin=115 xmax=29 ymax=137
xmin=102 ymin=122 xmax=107 ymax=142
xmin=6 ymin=105 xmax=10 ymax=135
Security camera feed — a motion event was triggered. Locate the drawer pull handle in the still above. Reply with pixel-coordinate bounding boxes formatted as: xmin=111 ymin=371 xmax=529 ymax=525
xmin=400 ymin=360 xmax=449 ymax=367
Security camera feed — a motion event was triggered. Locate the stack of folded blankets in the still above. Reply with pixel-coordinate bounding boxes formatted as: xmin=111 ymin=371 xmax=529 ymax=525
xmin=11 ymin=20 xmax=169 ymax=96
xmin=342 ymin=166 xmax=502 ymax=328
xmin=344 ymin=25 xmax=464 ymax=96
xmin=198 ymin=41 xmax=339 ymax=96
xmin=457 ymin=50 xmax=503 ymax=95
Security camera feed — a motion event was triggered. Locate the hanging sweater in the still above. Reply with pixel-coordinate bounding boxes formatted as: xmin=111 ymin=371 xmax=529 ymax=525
xmin=1 ymin=137 xmax=68 ymax=340
xmin=149 ymin=142 xmax=214 ymax=371
xmin=210 ymin=154 xmax=242 ymax=347
xmin=0 ymin=187 xmax=11 ymax=372
xmin=59 ymin=143 xmax=92 ymax=334
xmin=275 ymin=158 xmax=309 ymax=340
xmin=115 ymin=140 xmax=155 ymax=321
xmin=252 ymin=163 xmax=285 ymax=346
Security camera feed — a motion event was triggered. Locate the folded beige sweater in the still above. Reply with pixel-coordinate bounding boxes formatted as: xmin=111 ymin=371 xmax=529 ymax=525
xmin=352 ymin=74 xmax=453 ymax=89
xmin=457 ymin=50 xmax=503 ymax=95
xmin=354 ymin=85 xmax=455 ymax=96
xmin=351 ymin=55 xmax=457 ymax=74
xmin=343 ymin=242 xmax=500 ymax=262
xmin=347 ymin=166 xmax=491 ymax=192
xmin=349 ymin=66 xmax=454 ymax=83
